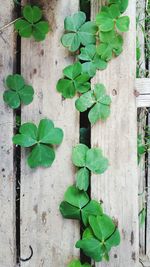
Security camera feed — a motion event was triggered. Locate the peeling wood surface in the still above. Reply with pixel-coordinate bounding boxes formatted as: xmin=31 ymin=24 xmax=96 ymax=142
xmin=20 ymin=1 xmax=79 ymax=266
xmin=0 ymin=1 xmax=16 ymax=267
xmin=91 ymin=1 xmax=139 ymax=266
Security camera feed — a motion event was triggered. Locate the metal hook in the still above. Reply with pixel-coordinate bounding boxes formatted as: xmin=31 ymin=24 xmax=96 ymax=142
xmin=20 ymin=245 xmax=33 ymax=262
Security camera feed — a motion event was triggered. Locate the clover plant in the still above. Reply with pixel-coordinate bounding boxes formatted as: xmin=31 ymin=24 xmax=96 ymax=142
xmin=75 ymin=84 xmax=111 ymax=125
xmin=60 ymin=185 xmax=103 ymax=226
xmin=56 ymin=62 xmax=91 ymax=99
xmin=78 ymin=45 xmax=108 ymax=77
xmin=108 ymin=0 xmax=129 ymax=13
xmin=76 ymin=215 xmax=120 ymax=262
xmin=72 ymin=144 xmax=108 ymax=191
xmin=13 ymin=119 xmax=63 ymax=168
xmin=15 ymin=5 xmax=50 ymax=41
xmin=61 ymin=11 xmax=98 ymax=52
xmin=68 ymin=259 xmax=91 ymax=267
xmin=96 ymin=4 xmax=130 ymax=33
xmin=3 ymin=74 xmax=34 ymax=109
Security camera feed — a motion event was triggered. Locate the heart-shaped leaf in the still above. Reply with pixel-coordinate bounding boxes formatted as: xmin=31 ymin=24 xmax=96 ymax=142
xmin=78 ymin=45 xmax=107 ymax=77
xmin=76 ymin=167 xmax=90 ymax=191
xmin=75 ymin=83 xmax=111 ymax=124
xmin=108 ymin=0 xmax=129 ymax=13
xmin=3 ymin=74 xmax=34 ymax=109
xmin=13 ymin=119 xmax=63 ymax=168
xmin=61 ymin=11 xmax=98 ymax=52
xmin=15 ymin=5 xmax=50 ymax=41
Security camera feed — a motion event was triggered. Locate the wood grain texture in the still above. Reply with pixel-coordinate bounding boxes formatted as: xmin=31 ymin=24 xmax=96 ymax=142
xmin=146 ymin=112 xmax=150 ymax=258
xmin=136 ymin=78 xmax=150 ymax=107
xmin=0 ymin=2 xmax=16 ymax=266
xmin=20 ymin=1 xmax=79 ymax=266
xmin=91 ymin=1 xmax=139 ymax=266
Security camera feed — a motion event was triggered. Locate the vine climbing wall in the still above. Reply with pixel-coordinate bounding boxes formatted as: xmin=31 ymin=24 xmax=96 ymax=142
xmin=0 ymin=0 xmax=139 ymax=267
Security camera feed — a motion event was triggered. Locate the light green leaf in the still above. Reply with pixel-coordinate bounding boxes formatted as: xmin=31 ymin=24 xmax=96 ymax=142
xmin=61 ymin=12 xmax=97 ymax=52
xmin=86 ymin=148 xmax=109 ymax=174
xmin=108 ymin=0 xmax=129 ymax=13
xmin=27 ymin=144 xmax=55 ymax=168
xmin=82 ymin=200 xmax=103 ymax=226
xmin=13 ymin=122 xmax=38 ymax=147
xmin=76 ymin=167 xmax=90 ymax=191
xmin=76 ymin=238 xmax=103 ymax=262
xmin=75 ymin=91 xmax=95 ymax=112
xmin=67 ymin=259 xmax=91 ymax=267
xmin=72 ymin=144 xmax=89 ymax=167
xmin=37 ymin=119 xmax=63 ymax=145
xmin=116 ymin=16 xmax=130 ymax=32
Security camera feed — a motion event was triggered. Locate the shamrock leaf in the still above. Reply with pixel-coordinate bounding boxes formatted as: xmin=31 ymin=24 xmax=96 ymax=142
xmin=108 ymin=0 xmax=129 ymax=13
xmin=15 ymin=5 xmax=50 ymax=41
xmin=13 ymin=119 xmax=63 ymax=168
xmin=75 ymin=84 xmax=111 ymax=124
xmin=97 ymin=30 xmax=123 ymax=61
xmin=72 ymin=144 xmax=108 ymax=190
xmin=3 ymin=74 xmax=34 ymax=109
xmin=78 ymin=45 xmax=107 ymax=77
xmin=96 ymin=4 xmax=130 ymax=32
xmin=68 ymin=259 xmax=91 ymax=267
xmin=56 ymin=62 xmax=90 ymax=99
xmin=59 ymin=185 xmax=103 ymax=226
xmin=61 ymin=11 xmax=98 ymax=52
xmin=76 ymin=215 xmax=120 ymax=262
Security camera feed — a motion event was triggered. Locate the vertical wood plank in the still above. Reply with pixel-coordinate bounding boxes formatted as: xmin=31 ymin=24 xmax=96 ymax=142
xmin=136 ymin=0 xmax=147 ymax=256
xmin=146 ymin=112 xmax=150 ymax=258
xmin=91 ymin=1 xmax=139 ymax=266
xmin=20 ymin=1 xmax=79 ymax=267
xmin=0 ymin=2 xmax=16 ymax=266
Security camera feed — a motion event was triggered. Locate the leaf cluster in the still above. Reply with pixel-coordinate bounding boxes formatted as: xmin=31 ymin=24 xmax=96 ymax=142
xmin=3 ymin=74 xmax=34 ymax=109
xmin=75 ymin=83 xmax=111 ymax=124
xmin=60 ymin=186 xmax=120 ymax=262
xmin=72 ymin=144 xmax=109 ymax=191
xmin=13 ymin=119 xmax=63 ymax=168
xmin=15 ymin=5 xmax=50 ymax=41
xmin=56 ymin=62 xmax=91 ymax=99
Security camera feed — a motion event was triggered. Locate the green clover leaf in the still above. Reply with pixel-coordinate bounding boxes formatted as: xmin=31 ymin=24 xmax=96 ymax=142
xmin=97 ymin=30 xmax=123 ymax=61
xmin=61 ymin=11 xmax=98 ymax=52
xmin=15 ymin=5 xmax=50 ymax=41
xmin=96 ymin=4 xmax=130 ymax=33
xmin=59 ymin=185 xmax=103 ymax=226
xmin=76 ymin=215 xmax=120 ymax=262
xmin=72 ymin=144 xmax=109 ymax=190
xmin=13 ymin=119 xmax=63 ymax=168
xmin=67 ymin=259 xmax=91 ymax=267
xmin=3 ymin=74 xmax=34 ymax=109
xmin=108 ymin=0 xmax=129 ymax=13
xmin=56 ymin=62 xmax=91 ymax=99
xmin=75 ymin=83 xmax=111 ymax=124
xmin=78 ymin=45 xmax=107 ymax=77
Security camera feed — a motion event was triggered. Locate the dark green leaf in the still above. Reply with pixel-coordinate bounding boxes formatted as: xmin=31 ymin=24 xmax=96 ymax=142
xmin=59 ymin=201 xmax=80 ymax=220
xmin=3 ymin=90 xmax=20 ymax=109
xmin=23 ymin=5 xmax=42 ymax=23
xmin=13 ymin=122 xmax=38 ymax=147
xmin=64 ymin=185 xmax=89 ymax=209
xmin=27 ymin=144 xmax=55 ymax=168
xmin=116 ymin=16 xmax=130 ymax=32
xmin=108 ymin=0 xmax=129 ymax=13
xmin=67 ymin=259 xmax=91 ymax=267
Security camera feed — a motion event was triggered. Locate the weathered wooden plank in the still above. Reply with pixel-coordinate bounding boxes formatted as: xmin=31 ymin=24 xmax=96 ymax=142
xmin=20 ymin=1 xmax=79 ymax=267
xmin=146 ymin=112 xmax=150 ymax=258
xmin=136 ymin=78 xmax=150 ymax=107
xmin=0 ymin=2 xmax=16 ymax=267
xmin=136 ymin=0 xmax=147 ymax=258
xmin=91 ymin=1 xmax=139 ymax=266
